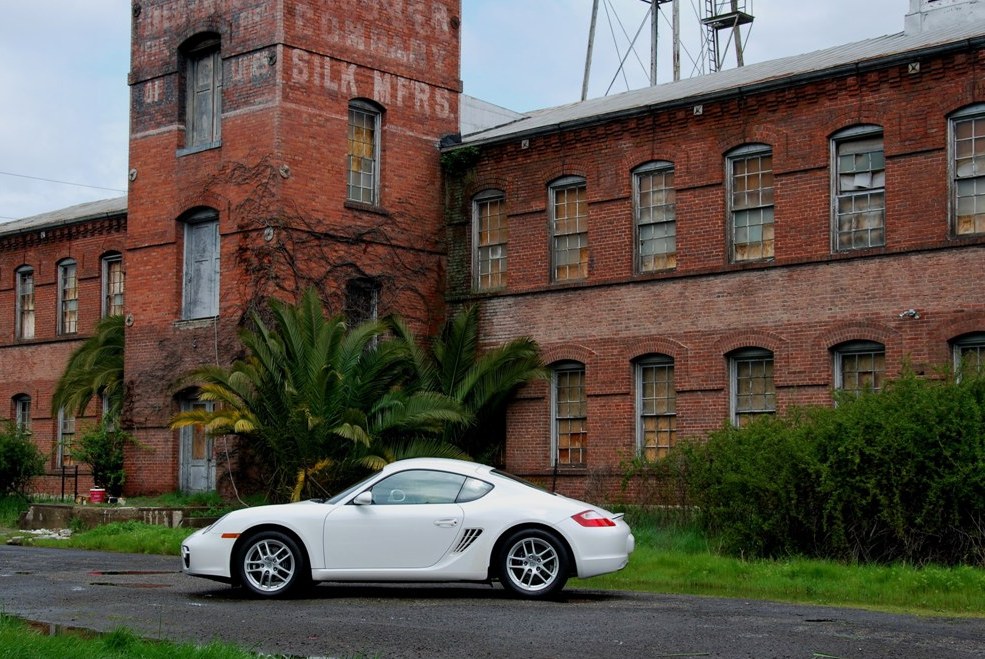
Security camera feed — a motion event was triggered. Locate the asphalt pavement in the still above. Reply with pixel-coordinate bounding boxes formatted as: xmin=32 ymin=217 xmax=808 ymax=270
xmin=2 ymin=545 xmax=984 ymax=658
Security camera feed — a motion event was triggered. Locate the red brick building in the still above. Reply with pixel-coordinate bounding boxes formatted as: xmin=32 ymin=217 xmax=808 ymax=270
xmin=443 ymin=0 xmax=985 ymax=498
xmin=3 ymin=0 xmax=985 ymax=499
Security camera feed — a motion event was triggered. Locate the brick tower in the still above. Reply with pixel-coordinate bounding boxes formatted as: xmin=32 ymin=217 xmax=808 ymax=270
xmin=124 ymin=0 xmax=462 ymax=493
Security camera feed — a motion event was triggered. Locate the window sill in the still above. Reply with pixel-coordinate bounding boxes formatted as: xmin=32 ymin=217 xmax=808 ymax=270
xmin=174 ymin=317 xmax=218 ymax=330
xmin=344 ymin=200 xmax=390 ymax=217
xmin=177 ymin=141 xmax=222 ymax=157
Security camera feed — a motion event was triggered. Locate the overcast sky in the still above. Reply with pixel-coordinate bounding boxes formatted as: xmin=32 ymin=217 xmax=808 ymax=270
xmin=0 ymin=0 xmax=906 ymax=222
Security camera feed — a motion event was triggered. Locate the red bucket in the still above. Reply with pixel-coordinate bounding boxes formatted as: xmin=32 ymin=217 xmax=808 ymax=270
xmin=89 ymin=488 xmax=106 ymax=503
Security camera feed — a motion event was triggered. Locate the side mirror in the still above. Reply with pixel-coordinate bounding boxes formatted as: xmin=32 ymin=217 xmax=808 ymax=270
xmin=353 ymin=491 xmax=373 ymax=505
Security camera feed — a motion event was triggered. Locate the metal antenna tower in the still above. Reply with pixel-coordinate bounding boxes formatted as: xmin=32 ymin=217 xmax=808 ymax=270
xmin=701 ymin=0 xmax=755 ymax=72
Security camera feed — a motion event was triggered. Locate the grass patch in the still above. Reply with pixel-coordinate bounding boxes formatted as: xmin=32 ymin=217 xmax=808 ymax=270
xmin=0 ymin=494 xmax=29 ymax=528
xmin=577 ymin=508 xmax=985 ymax=617
xmin=29 ymin=521 xmax=196 ymax=555
xmin=0 ymin=613 xmax=260 ymax=659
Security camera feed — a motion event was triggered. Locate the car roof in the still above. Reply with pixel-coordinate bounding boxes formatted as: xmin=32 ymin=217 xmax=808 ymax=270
xmin=382 ymin=457 xmax=490 ymax=476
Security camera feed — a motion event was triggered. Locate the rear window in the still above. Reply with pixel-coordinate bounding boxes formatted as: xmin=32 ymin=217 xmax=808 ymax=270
xmin=491 ymin=469 xmax=554 ymax=495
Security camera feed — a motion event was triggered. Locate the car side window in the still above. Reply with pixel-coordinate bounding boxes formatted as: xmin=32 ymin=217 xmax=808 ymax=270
xmin=457 ymin=477 xmax=493 ymax=503
xmin=369 ymin=470 xmax=467 ymax=505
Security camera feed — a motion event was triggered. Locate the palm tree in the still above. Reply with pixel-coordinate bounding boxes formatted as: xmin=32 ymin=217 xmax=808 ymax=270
xmin=52 ymin=314 xmax=125 ymax=420
xmin=170 ymin=288 xmax=468 ymax=502
xmin=392 ymin=305 xmax=546 ymax=463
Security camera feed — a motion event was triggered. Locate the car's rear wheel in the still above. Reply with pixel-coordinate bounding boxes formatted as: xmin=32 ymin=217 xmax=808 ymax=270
xmin=236 ymin=530 xmax=308 ymax=598
xmin=497 ymin=528 xmax=570 ymax=599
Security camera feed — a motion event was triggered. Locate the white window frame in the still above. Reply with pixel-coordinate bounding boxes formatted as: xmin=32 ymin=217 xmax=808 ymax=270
xmin=13 ymin=395 xmax=31 ymax=433
xmin=473 ymin=190 xmax=508 ymax=291
xmin=347 ymin=100 xmax=382 ymax=205
xmin=102 ymin=253 xmax=124 ymax=317
xmin=950 ymin=104 xmax=985 ymax=236
xmin=15 ymin=266 xmax=34 ymax=340
xmin=184 ymin=38 xmax=222 ymax=150
xmin=952 ymin=332 xmax=985 ymax=379
xmin=636 ymin=356 xmax=676 ymax=460
xmin=57 ymin=407 xmax=76 ymax=468
xmin=634 ymin=161 xmax=676 ymax=272
xmin=832 ymin=125 xmax=885 ymax=251
xmin=833 ymin=341 xmax=886 ymax=396
xmin=729 ymin=348 xmax=776 ymax=426
xmin=727 ymin=144 xmax=774 ymax=263
xmin=57 ymin=259 xmax=79 ymax=336
xmin=182 ymin=210 xmax=220 ymax=320
xmin=551 ymin=361 xmax=587 ymax=466
xmin=549 ymin=176 xmax=589 ymax=282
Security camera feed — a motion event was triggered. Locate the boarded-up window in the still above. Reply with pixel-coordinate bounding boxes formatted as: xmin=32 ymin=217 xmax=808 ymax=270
xmin=185 ymin=40 xmax=222 ymax=148
xmin=551 ymin=178 xmax=588 ymax=281
xmin=637 ymin=356 xmax=676 ymax=460
xmin=834 ymin=341 xmax=885 ymax=396
xmin=731 ymin=348 xmax=775 ymax=426
xmin=474 ymin=191 xmax=508 ymax=290
xmin=58 ymin=260 xmax=78 ymax=335
xmin=182 ymin=212 xmax=220 ymax=319
xmin=635 ymin=162 xmax=676 ymax=272
xmin=553 ymin=362 xmax=587 ymax=466
xmin=728 ymin=146 xmax=774 ymax=262
xmin=834 ymin=127 xmax=885 ymax=250
xmin=16 ymin=267 xmax=34 ymax=340
xmin=348 ymin=101 xmax=381 ymax=204
xmin=951 ymin=107 xmax=985 ymax=235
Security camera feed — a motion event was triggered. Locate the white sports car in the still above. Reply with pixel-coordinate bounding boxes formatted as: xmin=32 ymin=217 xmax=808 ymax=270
xmin=181 ymin=457 xmax=634 ymax=599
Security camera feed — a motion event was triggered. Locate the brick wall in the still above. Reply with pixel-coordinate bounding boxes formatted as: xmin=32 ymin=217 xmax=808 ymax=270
xmin=123 ymin=0 xmax=462 ymax=493
xmin=448 ymin=46 xmax=985 ymax=500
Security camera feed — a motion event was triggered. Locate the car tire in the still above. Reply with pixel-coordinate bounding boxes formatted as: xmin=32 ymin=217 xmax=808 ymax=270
xmin=497 ymin=528 xmax=570 ymax=599
xmin=236 ymin=530 xmax=308 ymax=598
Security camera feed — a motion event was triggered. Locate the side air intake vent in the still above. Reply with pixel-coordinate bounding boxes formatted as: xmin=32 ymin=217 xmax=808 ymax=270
xmin=453 ymin=528 xmax=483 ymax=553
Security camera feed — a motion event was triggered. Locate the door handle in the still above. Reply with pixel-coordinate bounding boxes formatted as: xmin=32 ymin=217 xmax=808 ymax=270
xmin=434 ymin=519 xmax=459 ymax=527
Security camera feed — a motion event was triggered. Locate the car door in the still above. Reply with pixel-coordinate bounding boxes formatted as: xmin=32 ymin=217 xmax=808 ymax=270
xmin=322 ymin=469 xmax=466 ymax=570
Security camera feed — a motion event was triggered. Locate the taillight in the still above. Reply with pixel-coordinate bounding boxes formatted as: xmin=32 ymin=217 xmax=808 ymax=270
xmin=572 ymin=510 xmax=616 ymax=527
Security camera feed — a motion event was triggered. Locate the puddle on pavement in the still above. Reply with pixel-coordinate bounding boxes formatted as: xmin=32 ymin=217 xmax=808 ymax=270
xmin=89 ymin=581 xmax=170 ymax=588
xmin=88 ymin=570 xmax=176 ymax=576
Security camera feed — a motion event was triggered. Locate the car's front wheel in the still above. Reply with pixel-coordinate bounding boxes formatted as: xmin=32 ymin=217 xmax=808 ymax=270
xmin=497 ymin=528 xmax=570 ymax=599
xmin=236 ymin=530 xmax=308 ymax=598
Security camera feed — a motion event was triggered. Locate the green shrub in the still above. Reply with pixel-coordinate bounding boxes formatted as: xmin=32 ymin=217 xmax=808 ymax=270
xmin=681 ymin=371 xmax=985 ymax=566
xmin=72 ymin=420 xmax=131 ymax=497
xmin=683 ymin=412 xmax=825 ymax=559
xmin=0 ymin=420 xmax=44 ymax=496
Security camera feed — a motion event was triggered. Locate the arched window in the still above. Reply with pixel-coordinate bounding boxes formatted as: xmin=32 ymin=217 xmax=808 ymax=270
xmin=181 ymin=34 xmax=222 ymax=150
xmin=729 ymin=347 xmax=775 ymax=426
xmin=57 ymin=258 xmax=78 ymax=335
xmin=833 ymin=340 xmax=885 ymax=396
xmin=551 ymin=361 xmax=587 ymax=466
xmin=949 ymin=104 xmax=985 ymax=236
xmin=347 ymin=99 xmax=383 ymax=204
xmin=102 ymin=252 xmax=124 ymax=317
xmin=951 ymin=332 xmax=985 ymax=379
xmin=831 ymin=125 xmax=885 ymax=250
xmin=13 ymin=395 xmax=31 ymax=432
xmin=726 ymin=144 xmax=774 ymax=262
xmin=180 ymin=208 xmax=220 ymax=319
xmin=472 ymin=189 xmax=507 ymax=291
xmin=633 ymin=161 xmax=676 ymax=272
xmin=15 ymin=266 xmax=34 ymax=340
xmin=635 ymin=355 xmax=675 ymax=459
xmin=549 ymin=176 xmax=589 ymax=281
